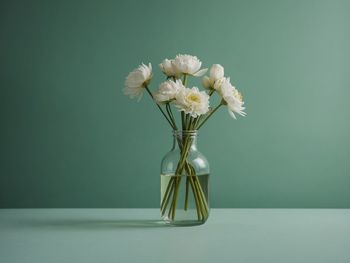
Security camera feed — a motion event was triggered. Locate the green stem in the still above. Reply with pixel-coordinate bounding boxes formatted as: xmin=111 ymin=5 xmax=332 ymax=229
xmin=166 ymin=103 xmax=177 ymax=130
xmin=190 ymin=116 xmax=196 ymax=130
xmin=145 ymin=86 xmax=175 ymax=129
xmin=171 ymin=178 xmax=181 ymax=219
xmin=168 ymin=104 xmax=177 ymax=125
xmin=194 ymin=177 xmax=208 ymax=214
xmin=188 ymin=173 xmax=202 ymax=220
xmin=168 ymin=179 xmax=178 ymax=218
xmin=181 ymin=112 xmax=185 ymax=130
xmin=187 ymin=163 xmax=207 ymax=219
xmin=161 ymin=186 xmax=174 ymax=216
xmin=184 ymin=177 xmax=189 ymax=210
xmin=185 ymin=114 xmax=189 ymax=130
xmin=184 ymin=162 xmax=202 ymax=220
xmin=175 ymin=139 xmax=191 ymax=175
xmin=194 ymin=116 xmax=201 ymax=128
xmin=161 ymin=177 xmax=174 ymax=214
xmin=168 ymin=135 xmax=191 ymax=219
xmin=196 ymin=103 xmax=222 ymax=130
xmin=183 ymin=74 xmax=188 ymax=86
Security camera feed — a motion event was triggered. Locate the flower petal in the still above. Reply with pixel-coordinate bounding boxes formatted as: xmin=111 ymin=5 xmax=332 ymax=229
xmin=228 ymin=108 xmax=237 ymax=119
xmin=136 ymin=92 xmax=143 ymax=102
xmin=193 ymin=68 xmax=208 ymax=77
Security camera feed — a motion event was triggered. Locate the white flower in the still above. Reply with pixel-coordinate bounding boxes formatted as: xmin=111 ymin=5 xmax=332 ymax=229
xmin=213 ymin=77 xmax=225 ymax=91
xmin=202 ymin=76 xmax=211 ymax=89
xmin=202 ymin=64 xmax=225 ymax=90
xmin=124 ymin=63 xmax=152 ymax=101
xmin=153 ymin=79 xmax=184 ymax=104
xmin=220 ymin=78 xmax=246 ymax=119
xmin=209 ymin=64 xmax=224 ymax=82
xmin=174 ymin=86 xmax=210 ymax=117
xmin=217 ymin=77 xmax=232 ymax=96
xmin=172 ymin=54 xmax=208 ymax=76
xmin=159 ymin=59 xmax=177 ymax=77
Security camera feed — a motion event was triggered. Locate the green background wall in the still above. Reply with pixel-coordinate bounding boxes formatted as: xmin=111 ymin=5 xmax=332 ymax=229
xmin=1 ymin=0 xmax=350 ymax=208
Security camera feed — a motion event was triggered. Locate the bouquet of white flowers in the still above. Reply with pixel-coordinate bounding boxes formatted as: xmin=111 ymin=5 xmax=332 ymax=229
xmin=124 ymin=54 xmax=246 ymax=225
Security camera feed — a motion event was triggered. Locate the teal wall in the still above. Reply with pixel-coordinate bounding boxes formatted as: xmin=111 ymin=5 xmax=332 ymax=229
xmin=1 ymin=0 xmax=350 ymax=208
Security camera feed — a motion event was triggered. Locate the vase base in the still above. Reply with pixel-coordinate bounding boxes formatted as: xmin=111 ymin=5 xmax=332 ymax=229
xmin=162 ymin=216 xmax=207 ymax=226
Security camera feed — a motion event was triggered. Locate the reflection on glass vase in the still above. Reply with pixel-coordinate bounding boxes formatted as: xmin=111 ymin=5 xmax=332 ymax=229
xmin=160 ymin=130 xmax=209 ymax=226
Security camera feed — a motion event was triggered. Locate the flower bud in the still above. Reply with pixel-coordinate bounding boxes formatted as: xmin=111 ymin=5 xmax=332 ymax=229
xmin=213 ymin=77 xmax=225 ymax=91
xmin=202 ymin=76 xmax=212 ymax=89
xmin=209 ymin=64 xmax=224 ymax=82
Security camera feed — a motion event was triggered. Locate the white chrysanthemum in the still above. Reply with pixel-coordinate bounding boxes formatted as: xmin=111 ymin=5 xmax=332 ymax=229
xmin=124 ymin=63 xmax=152 ymax=101
xmin=220 ymin=78 xmax=246 ymax=119
xmin=159 ymin=59 xmax=177 ymax=77
xmin=217 ymin=77 xmax=232 ymax=96
xmin=202 ymin=64 xmax=225 ymax=90
xmin=153 ymin=79 xmax=184 ymax=104
xmin=172 ymin=54 xmax=208 ymax=77
xmin=209 ymin=64 xmax=224 ymax=82
xmin=174 ymin=86 xmax=210 ymax=117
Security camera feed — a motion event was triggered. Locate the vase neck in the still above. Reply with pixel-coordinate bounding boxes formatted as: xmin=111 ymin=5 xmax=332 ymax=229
xmin=172 ymin=130 xmax=198 ymax=151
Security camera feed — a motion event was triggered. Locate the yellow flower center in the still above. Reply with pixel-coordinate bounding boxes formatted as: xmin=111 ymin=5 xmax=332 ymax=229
xmin=187 ymin=94 xmax=201 ymax=103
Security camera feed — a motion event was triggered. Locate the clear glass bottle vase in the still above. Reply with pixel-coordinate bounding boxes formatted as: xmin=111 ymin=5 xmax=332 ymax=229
xmin=160 ymin=130 xmax=210 ymax=226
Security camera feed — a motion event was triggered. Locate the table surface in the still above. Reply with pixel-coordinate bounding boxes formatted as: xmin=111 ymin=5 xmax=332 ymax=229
xmin=1 ymin=209 xmax=350 ymax=263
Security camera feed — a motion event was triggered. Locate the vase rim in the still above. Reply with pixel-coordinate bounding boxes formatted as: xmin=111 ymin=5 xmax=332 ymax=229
xmin=172 ymin=130 xmax=198 ymax=136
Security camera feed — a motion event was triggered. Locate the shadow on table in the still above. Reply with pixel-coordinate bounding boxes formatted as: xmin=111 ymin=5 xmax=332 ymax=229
xmin=15 ymin=219 xmax=171 ymax=230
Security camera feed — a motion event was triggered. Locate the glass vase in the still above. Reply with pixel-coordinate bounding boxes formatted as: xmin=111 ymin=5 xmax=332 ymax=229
xmin=160 ymin=130 xmax=210 ymax=226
